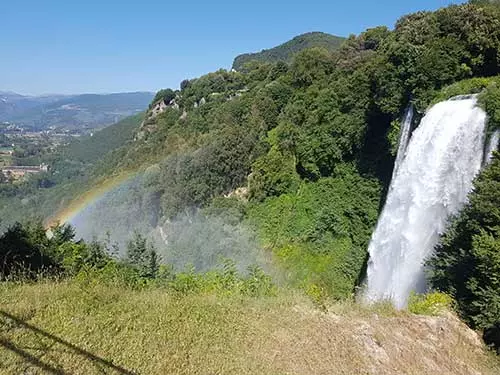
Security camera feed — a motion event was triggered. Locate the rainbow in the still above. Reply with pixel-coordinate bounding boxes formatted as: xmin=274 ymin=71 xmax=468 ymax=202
xmin=45 ymin=172 xmax=137 ymax=229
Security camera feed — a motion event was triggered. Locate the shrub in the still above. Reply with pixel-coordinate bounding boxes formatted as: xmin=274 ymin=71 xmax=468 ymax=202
xmin=480 ymin=80 xmax=500 ymax=130
xmin=242 ymin=265 xmax=276 ymax=297
xmin=305 ymin=283 xmax=328 ymax=311
xmin=408 ymin=292 xmax=453 ymax=316
xmin=151 ymin=89 xmax=176 ymax=106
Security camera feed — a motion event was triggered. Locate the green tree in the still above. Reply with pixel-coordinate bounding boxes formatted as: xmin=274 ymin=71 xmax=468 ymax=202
xmin=0 ymin=222 xmax=55 ymax=278
xmin=147 ymin=248 xmax=160 ymax=279
xmin=429 ymin=153 xmax=500 ymax=341
xmin=290 ymin=47 xmax=335 ymax=87
xmin=126 ymin=232 xmax=160 ymax=279
xmin=126 ymin=232 xmax=148 ymax=265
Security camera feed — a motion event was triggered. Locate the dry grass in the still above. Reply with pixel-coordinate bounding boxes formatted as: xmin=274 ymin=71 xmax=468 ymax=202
xmin=0 ymin=280 xmax=498 ymax=375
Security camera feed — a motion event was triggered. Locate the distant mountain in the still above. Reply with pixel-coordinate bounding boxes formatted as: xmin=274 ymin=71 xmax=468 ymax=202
xmin=0 ymin=92 xmax=67 ymax=122
xmin=232 ymin=32 xmax=345 ymax=70
xmin=0 ymin=91 xmax=154 ymax=131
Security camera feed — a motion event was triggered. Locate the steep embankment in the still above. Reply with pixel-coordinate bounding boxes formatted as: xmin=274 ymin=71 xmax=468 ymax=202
xmin=232 ymin=32 xmax=345 ymax=70
xmin=0 ymin=281 xmax=498 ymax=375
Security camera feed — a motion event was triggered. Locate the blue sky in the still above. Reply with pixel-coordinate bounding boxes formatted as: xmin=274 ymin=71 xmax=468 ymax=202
xmin=1 ymin=0 xmax=464 ymax=95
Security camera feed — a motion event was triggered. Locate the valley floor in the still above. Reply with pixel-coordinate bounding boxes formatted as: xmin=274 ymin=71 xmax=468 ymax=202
xmin=0 ymin=281 xmax=498 ymax=375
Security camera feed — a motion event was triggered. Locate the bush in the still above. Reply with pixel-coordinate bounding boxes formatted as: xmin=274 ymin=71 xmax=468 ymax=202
xmin=480 ymin=80 xmax=500 ymax=130
xmin=408 ymin=292 xmax=453 ymax=316
xmin=432 ymin=77 xmax=497 ymax=105
xmin=305 ymin=283 xmax=328 ymax=310
xmin=75 ymin=261 xmax=146 ymax=289
xmin=151 ymin=89 xmax=176 ymax=106
xmin=162 ymin=261 xmax=276 ymax=297
xmin=241 ymin=265 xmax=276 ymax=297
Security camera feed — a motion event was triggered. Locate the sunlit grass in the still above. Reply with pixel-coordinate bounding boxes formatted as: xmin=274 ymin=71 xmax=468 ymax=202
xmin=0 ymin=280 xmax=499 ymax=375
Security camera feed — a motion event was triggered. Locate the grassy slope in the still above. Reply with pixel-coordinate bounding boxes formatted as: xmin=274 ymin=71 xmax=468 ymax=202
xmin=232 ymin=32 xmax=345 ymax=70
xmin=0 ymin=281 xmax=498 ymax=375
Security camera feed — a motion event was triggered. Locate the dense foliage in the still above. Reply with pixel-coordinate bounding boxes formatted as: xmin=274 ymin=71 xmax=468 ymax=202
xmin=248 ymin=171 xmax=380 ymax=298
xmin=232 ymin=32 xmax=345 ymax=71
xmin=0 ymin=221 xmax=275 ymax=297
xmin=0 ymin=222 xmax=105 ymax=278
xmin=429 ymin=153 xmax=500 ymax=342
xmin=150 ymin=89 xmax=176 ymax=107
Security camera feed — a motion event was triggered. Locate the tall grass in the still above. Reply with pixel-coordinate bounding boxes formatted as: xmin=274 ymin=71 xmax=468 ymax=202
xmin=0 ymin=279 xmax=499 ymax=375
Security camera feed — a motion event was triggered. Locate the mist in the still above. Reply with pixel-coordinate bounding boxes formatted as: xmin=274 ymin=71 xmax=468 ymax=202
xmin=69 ymin=170 xmax=271 ymax=274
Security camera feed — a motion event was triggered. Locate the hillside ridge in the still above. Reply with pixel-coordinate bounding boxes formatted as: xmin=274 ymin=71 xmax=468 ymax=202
xmin=232 ymin=31 xmax=345 ymax=70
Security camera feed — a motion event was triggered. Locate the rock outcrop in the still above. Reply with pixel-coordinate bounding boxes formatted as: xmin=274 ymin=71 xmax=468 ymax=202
xmin=136 ymin=98 xmax=180 ymax=140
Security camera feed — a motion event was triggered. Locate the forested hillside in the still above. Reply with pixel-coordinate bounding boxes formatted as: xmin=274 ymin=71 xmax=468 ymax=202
xmin=0 ymin=114 xmax=144 ymax=227
xmin=2 ymin=0 xmax=500 ymax=353
xmin=232 ymin=32 xmax=345 ymax=70
xmin=86 ymin=1 xmax=500 ymax=299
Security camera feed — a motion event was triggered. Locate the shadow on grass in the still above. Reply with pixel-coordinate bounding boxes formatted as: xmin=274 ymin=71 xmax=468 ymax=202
xmin=0 ymin=310 xmax=137 ymax=374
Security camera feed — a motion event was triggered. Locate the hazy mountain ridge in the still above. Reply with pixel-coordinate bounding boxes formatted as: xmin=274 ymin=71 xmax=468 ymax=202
xmin=0 ymin=92 xmax=67 ymax=122
xmin=0 ymin=91 xmax=153 ymax=131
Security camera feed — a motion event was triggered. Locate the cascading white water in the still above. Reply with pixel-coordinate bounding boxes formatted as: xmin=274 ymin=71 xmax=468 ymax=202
xmin=484 ymin=129 xmax=500 ymax=165
xmin=392 ymin=105 xmax=414 ymax=178
xmin=366 ymin=96 xmax=487 ymax=308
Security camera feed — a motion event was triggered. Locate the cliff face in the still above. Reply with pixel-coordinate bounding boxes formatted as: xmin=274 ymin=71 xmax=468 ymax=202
xmin=136 ymin=98 xmax=178 ymax=139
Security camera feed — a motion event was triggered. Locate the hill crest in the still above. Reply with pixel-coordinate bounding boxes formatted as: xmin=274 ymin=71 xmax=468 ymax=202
xmin=232 ymin=31 xmax=345 ymax=70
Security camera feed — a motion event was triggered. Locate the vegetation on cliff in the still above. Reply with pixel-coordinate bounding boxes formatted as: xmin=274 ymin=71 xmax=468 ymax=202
xmin=430 ymin=153 xmax=500 ymax=340
xmin=232 ymin=32 xmax=345 ymax=71
xmin=100 ymin=1 xmax=500 ymax=299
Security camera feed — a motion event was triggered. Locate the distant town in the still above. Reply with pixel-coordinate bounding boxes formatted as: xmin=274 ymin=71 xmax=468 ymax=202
xmin=0 ymin=121 xmax=75 ymax=182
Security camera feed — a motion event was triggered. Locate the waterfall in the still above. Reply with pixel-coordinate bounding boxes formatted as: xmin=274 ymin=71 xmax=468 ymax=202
xmin=392 ymin=105 xmax=414 ymax=178
xmin=484 ymin=129 xmax=500 ymax=165
xmin=365 ymin=96 xmax=487 ymax=308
